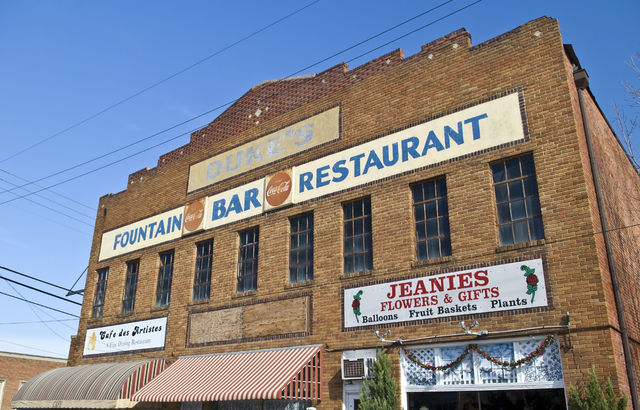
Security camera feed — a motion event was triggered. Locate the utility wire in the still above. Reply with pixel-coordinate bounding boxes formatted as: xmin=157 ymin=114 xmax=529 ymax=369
xmin=0 ymin=178 xmax=94 ymax=225
xmin=0 ymin=265 xmax=80 ymax=294
xmin=0 ymin=318 xmax=78 ymax=325
xmin=0 ymin=1 xmax=321 ymax=165
xmin=2 ymin=280 xmax=77 ymax=340
xmin=0 ymin=291 xmax=79 ymax=318
xmin=0 ymin=168 xmax=94 ymax=210
xmin=66 ymin=266 xmax=87 ymax=296
xmin=0 ymin=0 xmax=469 ymax=205
xmin=0 ymin=274 xmax=82 ymax=305
xmin=0 ymin=338 xmax=68 ymax=358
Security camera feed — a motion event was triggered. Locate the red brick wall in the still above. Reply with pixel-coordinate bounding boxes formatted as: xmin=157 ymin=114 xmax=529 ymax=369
xmin=0 ymin=353 xmax=65 ymax=410
xmin=67 ymin=16 xmax=638 ymax=409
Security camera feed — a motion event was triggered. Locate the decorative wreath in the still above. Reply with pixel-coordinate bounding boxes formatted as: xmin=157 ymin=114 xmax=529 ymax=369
xmin=402 ymin=333 xmax=555 ymax=371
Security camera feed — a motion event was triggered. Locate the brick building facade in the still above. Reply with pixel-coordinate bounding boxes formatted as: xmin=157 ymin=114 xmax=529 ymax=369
xmin=12 ymin=17 xmax=640 ymax=410
xmin=0 ymin=352 xmax=65 ymax=410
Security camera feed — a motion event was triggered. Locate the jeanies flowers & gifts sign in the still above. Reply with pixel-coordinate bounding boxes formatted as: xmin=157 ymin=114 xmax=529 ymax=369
xmin=344 ymin=259 xmax=546 ymax=328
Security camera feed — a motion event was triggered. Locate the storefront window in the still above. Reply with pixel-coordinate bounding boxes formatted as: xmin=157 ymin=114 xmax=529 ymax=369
xmin=401 ymin=336 xmax=565 ymax=409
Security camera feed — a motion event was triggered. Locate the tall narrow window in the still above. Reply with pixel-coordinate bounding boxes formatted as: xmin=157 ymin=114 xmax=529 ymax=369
xmin=412 ymin=177 xmax=452 ymax=261
xmin=343 ymin=198 xmax=373 ymax=274
xmin=91 ymin=268 xmax=109 ymax=318
xmin=155 ymin=251 xmax=174 ymax=307
xmin=193 ymin=240 xmax=213 ymax=301
xmin=122 ymin=260 xmax=138 ymax=314
xmin=290 ymin=213 xmax=314 ymax=283
xmin=492 ymin=154 xmax=544 ymax=246
xmin=237 ymin=227 xmax=259 ymax=292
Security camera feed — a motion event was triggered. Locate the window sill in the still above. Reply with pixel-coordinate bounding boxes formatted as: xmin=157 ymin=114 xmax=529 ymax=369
xmin=340 ymin=270 xmax=374 ymax=281
xmin=187 ymin=298 xmax=210 ymax=309
xmin=231 ymin=290 xmax=257 ymax=300
xmin=495 ymin=239 xmax=545 ymax=253
xmin=411 ymin=255 xmax=452 ymax=269
xmin=284 ymin=280 xmax=313 ymax=290
xmin=151 ymin=305 xmax=169 ymax=313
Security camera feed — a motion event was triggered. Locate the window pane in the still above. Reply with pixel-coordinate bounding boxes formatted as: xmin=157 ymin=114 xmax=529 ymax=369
xmin=526 ymin=196 xmax=541 ymax=217
xmin=416 ymin=222 xmax=426 ymax=240
xmin=495 ymin=184 xmax=508 ymax=203
xmin=513 ymin=220 xmax=529 ymax=243
xmin=529 ymin=218 xmax=545 ymax=240
xmin=493 ymin=155 xmax=544 ymax=245
xmin=497 ymin=203 xmax=511 ymax=223
xmin=506 ymin=158 xmax=521 ymax=179
xmin=414 ymin=204 xmax=425 ymax=222
xmin=411 ymin=185 xmax=423 ymax=202
xmin=343 ymin=199 xmax=373 ymax=274
xmin=523 ymin=176 xmax=538 ymax=196
xmin=499 ymin=225 xmax=514 ymax=245
xmin=424 ymin=181 xmax=435 ymax=199
xmin=511 ymin=199 xmax=526 ymax=220
xmin=427 ymin=239 xmax=440 ymax=258
xmin=437 ymin=198 xmax=448 ymax=215
xmin=439 ymin=216 xmax=450 ymax=236
xmin=521 ymin=154 xmax=536 ymax=175
xmin=237 ymin=228 xmax=258 ymax=292
xmin=491 ymin=163 xmax=506 ymax=182
xmin=508 ymin=180 xmax=523 ymax=199
xmin=440 ymin=237 xmax=452 ymax=256
xmin=417 ymin=241 xmax=427 ymax=261
xmin=426 ymin=219 xmax=438 ymax=238
xmin=425 ymin=201 xmax=436 ymax=219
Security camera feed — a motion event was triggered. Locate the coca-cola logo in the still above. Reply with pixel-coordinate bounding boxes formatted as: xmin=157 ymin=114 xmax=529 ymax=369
xmin=184 ymin=199 xmax=205 ymax=232
xmin=265 ymin=171 xmax=292 ymax=207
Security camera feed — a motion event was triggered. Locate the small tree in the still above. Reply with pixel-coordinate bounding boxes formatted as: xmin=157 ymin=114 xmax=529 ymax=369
xmin=358 ymin=349 xmax=399 ymax=410
xmin=569 ymin=365 xmax=628 ymax=410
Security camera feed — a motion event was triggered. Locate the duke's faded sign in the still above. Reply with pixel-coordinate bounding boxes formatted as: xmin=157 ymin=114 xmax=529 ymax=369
xmin=188 ymin=106 xmax=340 ymax=193
xmin=83 ymin=317 xmax=167 ymax=356
xmin=344 ymin=259 xmax=547 ymax=328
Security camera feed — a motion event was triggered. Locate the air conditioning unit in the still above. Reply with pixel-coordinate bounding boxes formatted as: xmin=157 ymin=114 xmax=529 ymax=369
xmin=341 ymin=357 xmax=375 ymax=380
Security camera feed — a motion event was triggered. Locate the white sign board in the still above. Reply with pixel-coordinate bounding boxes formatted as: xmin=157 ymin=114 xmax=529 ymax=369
xmin=99 ymin=208 xmax=184 ymax=261
xmin=343 ymin=259 xmax=547 ymax=328
xmin=294 ymin=92 xmax=524 ymax=202
xmin=83 ymin=317 xmax=167 ymax=356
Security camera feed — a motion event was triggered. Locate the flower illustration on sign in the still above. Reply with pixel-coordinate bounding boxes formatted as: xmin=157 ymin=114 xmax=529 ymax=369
xmin=87 ymin=332 xmax=97 ymax=351
xmin=352 ymin=290 xmax=363 ymax=322
xmin=521 ymin=264 xmax=539 ymax=303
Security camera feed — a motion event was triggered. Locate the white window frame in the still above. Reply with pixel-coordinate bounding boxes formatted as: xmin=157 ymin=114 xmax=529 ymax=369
xmin=0 ymin=378 xmax=5 ymax=410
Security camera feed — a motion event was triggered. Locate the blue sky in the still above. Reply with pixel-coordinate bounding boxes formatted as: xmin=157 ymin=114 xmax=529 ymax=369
xmin=0 ymin=1 xmax=638 ymax=359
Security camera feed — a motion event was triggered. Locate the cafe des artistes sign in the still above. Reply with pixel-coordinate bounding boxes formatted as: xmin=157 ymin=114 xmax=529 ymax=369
xmin=344 ymin=259 xmax=547 ymax=328
xmin=83 ymin=317 xmax=167 ymax=356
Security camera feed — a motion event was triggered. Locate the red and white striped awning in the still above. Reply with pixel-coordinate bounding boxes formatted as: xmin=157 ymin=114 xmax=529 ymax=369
xmin=132 ymin=345 xmax=322 ymax=402
xmin=11 ymin=359 xmax=165 ymax=409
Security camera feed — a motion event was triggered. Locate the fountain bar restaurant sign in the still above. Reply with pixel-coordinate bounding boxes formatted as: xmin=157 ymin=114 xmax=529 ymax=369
xmin=344 ymin=259 xmax=547 ymax=329
xmin=187 ymin=106 xmax=341 ymax=193
xmin=99 ymin=92 xmax=525 ymax=261
xmin=83 ymin=317 xmax=167 ymax=356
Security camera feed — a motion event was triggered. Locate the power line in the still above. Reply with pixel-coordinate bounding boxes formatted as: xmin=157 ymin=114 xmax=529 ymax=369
xmin=0 ymin=291 xmax=79 ymax=318
xmin=0 ymin=168 xmax=94 ymax=210
xmin=0 ymin=265 xmax=80 ymax=294
xmin=0 ymin=0 xmax=321 ymax=165
xmin=0 ymin=318 xmax=78 ymax=325
xmin=2 ymin=279 xmax=78 ymax=341
xmin=0 ymin=0 xmax=471 ymax=205
xmin=0 ymin=338 xmax=68 ymax=358
xmin=0 ymin=178 xmax=94 ymax=225
xmin=0 ymin=274 xmax=82 ymax=305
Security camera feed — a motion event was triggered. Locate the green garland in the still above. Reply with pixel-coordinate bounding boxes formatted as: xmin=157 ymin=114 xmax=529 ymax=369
xmin=402 ymin=333 xmax=555 ymax=371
